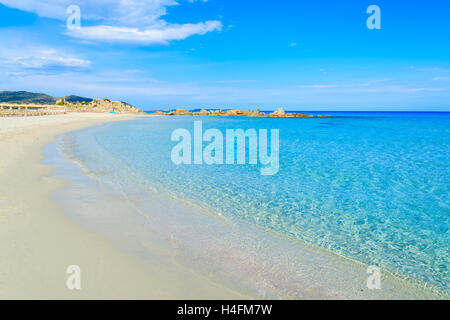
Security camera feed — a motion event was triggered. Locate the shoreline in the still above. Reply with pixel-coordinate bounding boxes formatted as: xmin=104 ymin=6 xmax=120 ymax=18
xmin=0 ymin=113 xmax=246 ymax=299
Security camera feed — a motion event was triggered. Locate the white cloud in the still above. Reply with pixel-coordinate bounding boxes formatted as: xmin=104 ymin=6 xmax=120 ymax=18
xmin=15 ymin=50 xmax=91 ymax=68
xmin=432 ymin=76 xmax=450 ymax=81
xmin=67 ymin=21 xmax=222 ymax=45
xmin=298 ymin=84 xmax=337 ymax=89
xmin=0 ymin=0 xmax=174 ymax=23
xmin=0 ymin=45 xmax=92 ymax=74
xmin=410 ymin=66 xmax=450 ymax=73
xmin=0 ymin=0 xmax=68 ymax=20
xmin=295 ymin=82 xmax=447 ymax=94
xmin=0 ymin=0 xmax=222 ymax=44
xmin=361 ymin=78 xmax=392 ymax=86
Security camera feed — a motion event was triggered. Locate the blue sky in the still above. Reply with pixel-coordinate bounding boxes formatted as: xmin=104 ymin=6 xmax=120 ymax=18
xmin=0 ymin=0 xmax=449 ymax=111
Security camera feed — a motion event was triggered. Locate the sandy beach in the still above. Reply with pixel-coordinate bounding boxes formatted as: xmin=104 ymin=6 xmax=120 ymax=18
xmin=0 ymin=113 xmax=245 ymax=299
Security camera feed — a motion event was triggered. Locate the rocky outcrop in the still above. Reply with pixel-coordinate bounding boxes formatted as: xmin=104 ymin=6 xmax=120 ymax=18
xmin=173 ymin=109 xmax=193 ymax=115
xmin=266 ymin=108 xmax=317 ymax=118
xmin=247 ymin=109 xmax=266 ymax=117
xmin=268 ymin=108 xmax=286 ymax=117
xmin=62 ymin=99 xmax=144 ymax=114
xmin=151 ymin=107 xmax=323 ymax=118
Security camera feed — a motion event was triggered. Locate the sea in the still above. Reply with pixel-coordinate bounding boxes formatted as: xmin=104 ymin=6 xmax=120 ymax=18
xmin=44 ymin=112 xmax=449 ymax=298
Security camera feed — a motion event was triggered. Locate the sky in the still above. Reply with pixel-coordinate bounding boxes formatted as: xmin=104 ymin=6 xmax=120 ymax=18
xmin=0 ymin=0 xmax=449 ymax=111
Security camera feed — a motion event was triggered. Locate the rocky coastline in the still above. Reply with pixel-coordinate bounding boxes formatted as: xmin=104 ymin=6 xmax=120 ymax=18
xmin=153 ymin=108 xmax=330 ymax=118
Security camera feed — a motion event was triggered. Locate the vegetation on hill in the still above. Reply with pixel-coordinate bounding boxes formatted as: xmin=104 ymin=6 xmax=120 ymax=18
xmin=0 ymin=91 xmax=56 ymax=104
xmin=0 ymin=91 xmax=93 ymax=105
xmin=62 ymin=95 xmax=93 ymax=104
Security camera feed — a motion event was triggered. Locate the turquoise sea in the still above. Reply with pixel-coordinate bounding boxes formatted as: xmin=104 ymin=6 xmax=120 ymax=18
xmin=50 ymin=112 xmax=449 ymax=296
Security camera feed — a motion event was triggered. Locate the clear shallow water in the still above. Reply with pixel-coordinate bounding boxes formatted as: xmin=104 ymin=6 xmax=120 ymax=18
xmin=59 ymin=112 xmax=449 ymax=293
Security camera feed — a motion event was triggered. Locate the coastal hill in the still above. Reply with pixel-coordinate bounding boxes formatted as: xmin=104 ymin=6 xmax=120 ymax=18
xmin=0 ymin=91 xmax=144 ymax=115
xmin=0 ymin=91 xmax=93 ymax=105
xmin=0 ymin=91 xmax=57 ymax=104
xmin=63 ymin=95 xmax=93 ymax=104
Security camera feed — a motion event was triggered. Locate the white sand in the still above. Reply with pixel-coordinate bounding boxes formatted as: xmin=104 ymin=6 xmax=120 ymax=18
xmin=0 ymin=113 xmax=245 ymax=299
